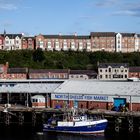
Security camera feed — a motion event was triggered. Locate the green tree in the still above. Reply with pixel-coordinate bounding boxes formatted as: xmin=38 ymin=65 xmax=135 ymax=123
xmin=32 ymin=48 xmax=45 ymax=62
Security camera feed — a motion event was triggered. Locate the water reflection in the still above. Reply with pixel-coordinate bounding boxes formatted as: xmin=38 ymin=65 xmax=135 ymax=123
xmin=42 ymin=132 xmax=106 ymax=140
xmin=0 ymin=126 xmax=140 ymax=140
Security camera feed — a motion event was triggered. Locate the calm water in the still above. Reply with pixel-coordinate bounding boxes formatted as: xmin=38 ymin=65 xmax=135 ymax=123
xmin=0 ymin=126 xmax=139 ymax=140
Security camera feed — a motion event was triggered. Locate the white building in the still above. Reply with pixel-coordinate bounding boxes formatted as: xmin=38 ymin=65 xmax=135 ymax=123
xmin=98 ymin=63 xmax=129 ymax=80
xmin=4 ymin=34 xmax=23 ymax=50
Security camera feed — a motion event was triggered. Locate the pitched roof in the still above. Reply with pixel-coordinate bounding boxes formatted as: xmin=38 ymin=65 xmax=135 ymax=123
xmin=22 ymin=36 xmax=34 ymax=40
xmin=90 ymin=32 xmax=116 ymax=37
xmin=7 ymin=68 xmax=28 ymax=74
xmin=29 ymin=69 xmax=69 ymax=73
xmin=129 ymin=67 xmax=140 ymax=72
xmin=4 ymin=34 xmax=23 ymax=38
xmin=121 ymin=33 xmax=135 ymax=37
xmin=43 ymin=35 xmax=90 ymax=39
xmin=54 ymin=80 xmax=140 ymax=96
xmin=98 ymin=63 xmax=129 ymax=68
xmin=70 ymin=70 xmax=97 ymax=75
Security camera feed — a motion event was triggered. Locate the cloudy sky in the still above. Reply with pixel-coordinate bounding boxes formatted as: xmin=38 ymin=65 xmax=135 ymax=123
xmin=0 ymin=0 xmax=140 ymax=35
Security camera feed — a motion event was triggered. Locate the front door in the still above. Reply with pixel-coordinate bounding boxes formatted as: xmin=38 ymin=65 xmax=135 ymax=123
xmin=114 ymin=98 xmax=126 ymax=107
xmin=73 ymin=100 xmax=78 ymax=108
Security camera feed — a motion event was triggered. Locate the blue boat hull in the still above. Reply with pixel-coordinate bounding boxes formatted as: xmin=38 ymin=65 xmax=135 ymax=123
xmin=43 ymin=121 xmax=108 ymax=134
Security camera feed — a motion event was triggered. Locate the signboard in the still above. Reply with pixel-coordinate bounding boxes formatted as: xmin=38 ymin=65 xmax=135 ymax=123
xmin=51 ymin=94 xmax=108 ymax=102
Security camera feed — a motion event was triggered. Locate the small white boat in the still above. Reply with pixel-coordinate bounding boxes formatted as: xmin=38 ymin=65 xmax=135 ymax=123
xmin=128 ymin=77 xmax=140 ymax=82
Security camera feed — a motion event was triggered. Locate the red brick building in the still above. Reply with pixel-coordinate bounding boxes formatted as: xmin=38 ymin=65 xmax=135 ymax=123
xmin=7 ymin=68 xmax=28 ymax=79
xmin=35 ymin=34 xmax=91 ymax=51
xmin=0 ymin=62 xmax=9 ymax=79
xmin=29 ymin=69 xmax=69 ymax=79
xmin=129 ymin=67 xmax=140 ymax=78
xmin=0 ymin=62 xmax=28 ymax=79
xmin=90 ymin=32 xmax=116 ymax=52
xmin=22 ymin=37 xmax=35 ymax=50
xmin=0 ymin=35 xmax=4 ymax=50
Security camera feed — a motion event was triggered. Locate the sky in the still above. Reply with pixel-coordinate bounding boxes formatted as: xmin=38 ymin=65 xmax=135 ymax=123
xmin=0 ymin=0 xmax=140 ymax=36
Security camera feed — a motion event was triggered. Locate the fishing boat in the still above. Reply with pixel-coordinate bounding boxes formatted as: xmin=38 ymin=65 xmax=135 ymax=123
xmin=43 ymin=113 xmax=108 ymax=135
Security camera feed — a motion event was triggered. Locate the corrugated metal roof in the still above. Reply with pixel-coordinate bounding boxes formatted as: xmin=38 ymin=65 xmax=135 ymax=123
xmin=54 ymin=80 xmax=140 ymax=96
xmin=0 ymin=83 xmax=61 ymax=93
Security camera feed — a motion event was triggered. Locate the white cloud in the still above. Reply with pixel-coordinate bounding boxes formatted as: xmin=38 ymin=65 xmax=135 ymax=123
xmin=0 ymin=0 xmax=23 ymax=10
xmin=112 ymin=10 xmax=137 ymax=16
xmin=0 ymin=3 xmax=17 ymax=10
xmin=96 ymin=0 xmax=119 ymax=7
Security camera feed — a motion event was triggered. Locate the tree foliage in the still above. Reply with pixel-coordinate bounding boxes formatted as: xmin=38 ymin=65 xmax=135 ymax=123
xmin=0 ymin=50 xmax=140 ymax=70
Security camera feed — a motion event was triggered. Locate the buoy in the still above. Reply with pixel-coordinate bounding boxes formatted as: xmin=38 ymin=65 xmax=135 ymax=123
xmin=129 ymin=127 xmax=133 ymax=133
xmin=115 ymin=126 xmax=119 ymax=132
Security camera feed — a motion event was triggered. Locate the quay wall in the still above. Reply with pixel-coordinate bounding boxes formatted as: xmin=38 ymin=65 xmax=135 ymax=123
xmin=0 ymin=106 xmax=140 ymax=134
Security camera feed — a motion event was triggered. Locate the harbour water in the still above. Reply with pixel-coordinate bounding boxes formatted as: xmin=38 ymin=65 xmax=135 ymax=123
xmin=0 ymin=126 xmax=140 ymax=140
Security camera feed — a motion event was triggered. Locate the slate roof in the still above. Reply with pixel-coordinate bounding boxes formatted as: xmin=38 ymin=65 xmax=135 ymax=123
xmin=121 ymin=33 xmax=135 ymax=37
xmin=29 ymin=69 xmax=69 ymax=73
xmin=4 ymin=34 xmax=23 ymax=38
xmin=43 ymin=35 xmax=90 ymax=39
xmin=129 ymin=67 xmax=140 ymax=72
xmin=98 ymin=63 xmax=129 ymax=68
xmin=22 ymin=37 xmax=34 ymax=40
xmin=90 ymin=32 xmax=116 ymax=37
xmin=70 ymin=70 xmax=97 ymax=76
xmin=7 ymin=68 xmax=28 ymax=74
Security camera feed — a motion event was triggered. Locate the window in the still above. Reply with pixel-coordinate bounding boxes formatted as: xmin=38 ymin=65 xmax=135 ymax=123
xmin=71 ymin=75 xmax=74 ymax=78
xmin=100 ymin=69 xmax=102 ymax=72
xmin=125 ymin=75 xmax=127 ymax=78
xmin=55 ymin=41 xmax=59 ymax=49
xmin=47 ymin=41 xmax=52 ymax=49
xmin=100 ymin=75 xmax=102 ymax=79
xmin=63 ymin=41 xmax=67 ymax=50
xmin=6 ymin=41 xmax=9 ymax=44
xmin=79 ymin=42 xmax=83 ymax=50
xmin=109 ymin=68 xmax=111 ymax=72
xmin=71 ymin=42 xmax=75 ymax=49
xmin=105 ymin=75 xmax=108 ymax=78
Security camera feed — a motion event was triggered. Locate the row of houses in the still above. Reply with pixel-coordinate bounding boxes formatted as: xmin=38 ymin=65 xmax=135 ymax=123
xmin=1 ymin=31 xmax=140 ymax=52
xmin=0 ymin=62 xmax=140 ymax=80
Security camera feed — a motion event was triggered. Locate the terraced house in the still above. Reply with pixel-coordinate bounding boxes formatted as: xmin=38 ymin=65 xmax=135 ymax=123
xmin=35 ymin=34 xmax=91 ymax=51
xmin=0 ymin=31 xmax=140 ymax=52
xmin=35 ymin=32 xmax=140 ymax=52
xmin=4 ymin=34 xmax=23 ymax=50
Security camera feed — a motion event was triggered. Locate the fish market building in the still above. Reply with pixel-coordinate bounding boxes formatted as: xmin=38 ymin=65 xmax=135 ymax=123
xmin=0 ymin=79 xmax=140 ymax=111
xmin=52 ymin=80 xmax=140 ymax=111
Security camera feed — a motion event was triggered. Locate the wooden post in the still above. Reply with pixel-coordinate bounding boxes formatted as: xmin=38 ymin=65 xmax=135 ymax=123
xmin=26 ymin=93 xmax=29 ymax=107
xmin=32 ymin=111 xmax=36 ymax=126
xmin=130 ymin=96 xmax=132 ymax=111
xmin=19 ymin=112 xmax=24 ymax=125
